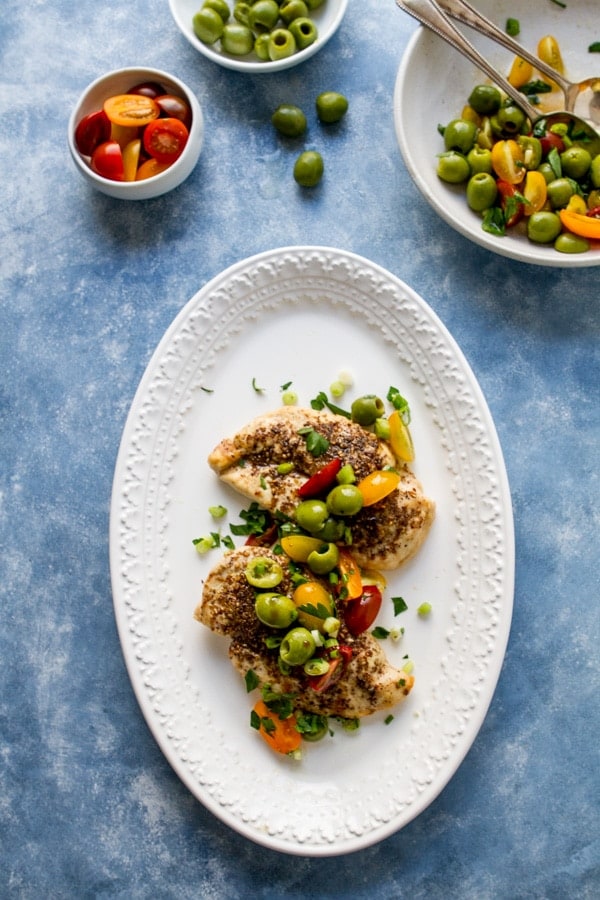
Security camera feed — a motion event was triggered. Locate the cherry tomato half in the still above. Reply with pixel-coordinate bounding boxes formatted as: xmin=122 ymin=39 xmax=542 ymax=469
xmin=539 ymin=131 xmax=565 ymax=158
xmin=344 ymin=585 xmax=382 ymax=636
xmin=104 ymin=94 xmax=160 ymax=127
xmin=156 ymin=94 xmax=193 ymax=128
xmin=135 ymin=158 xmax=171 ymax=181
xmin=90 ymin=141 xmax=124 ymax=181
xmin=491 ymin=139 xmax=525 ymax=184
xmin=143 ymin=117 xmax=189 ymax=164
xmin=497 ymin=180 xmax=525 ymax=227
xmin=75 ymin=109 xmax=111 ymax=156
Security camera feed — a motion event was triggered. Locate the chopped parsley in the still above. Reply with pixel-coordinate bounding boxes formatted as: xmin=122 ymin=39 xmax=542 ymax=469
xmin=589 ymin=42 xmax=600 ymax=53
xmin=387 ymin=386 xmax=411 ymax=424
xmin=372 ymin=626 xmax=391 ymax=639
xmin=392 ymin=596 xmax=408 ymax=615
xmin=309 ymin=390 xmax=351 ymax=418
xmin=252 ymin=377 xmax=265 ymax=394
xmin=245 ymin=669 xmax=260 ymax=693
xmin=229 ymin=501 xmax=270 ymax=536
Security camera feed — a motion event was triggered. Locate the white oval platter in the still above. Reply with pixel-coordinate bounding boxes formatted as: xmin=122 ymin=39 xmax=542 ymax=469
xmin=110 ymin=246 xmax=514 ymax=856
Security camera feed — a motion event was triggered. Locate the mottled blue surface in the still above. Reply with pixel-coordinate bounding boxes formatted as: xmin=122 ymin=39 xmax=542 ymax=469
xmin=1 ymin=0 xmax=599 ymax=896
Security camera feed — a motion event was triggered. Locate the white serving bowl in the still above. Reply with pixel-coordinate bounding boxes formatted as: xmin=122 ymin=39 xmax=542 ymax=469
xmin=394 ymin=0 xmax=600 ymax=267
xmin=168 ymin=0 xmax=347 ymax=73
xmin=68 ymin=67 xmax=204 ymax=200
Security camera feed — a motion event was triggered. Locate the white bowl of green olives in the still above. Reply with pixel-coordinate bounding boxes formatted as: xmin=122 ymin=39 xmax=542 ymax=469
xmin=169 ymin=0 xmax=348 ymax=73
xmin=393 ymin=0 xmax=600 ymax=267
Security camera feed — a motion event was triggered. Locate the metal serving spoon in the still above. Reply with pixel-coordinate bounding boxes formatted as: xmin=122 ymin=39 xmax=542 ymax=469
xmin=395 ymin=0 xmax=600 ymax=155
xmin=436 ymin=0 xmax=600 ymax=124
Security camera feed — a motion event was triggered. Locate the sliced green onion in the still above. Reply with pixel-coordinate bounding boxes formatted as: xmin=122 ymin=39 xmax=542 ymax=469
xmin=208 ymin=504 xmax=227 ymax=519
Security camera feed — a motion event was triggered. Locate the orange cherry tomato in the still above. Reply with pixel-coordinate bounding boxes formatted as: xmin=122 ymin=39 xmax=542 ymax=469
xmin=558 ymin=209 xmax=600 ymax=240
xmin=135 ymin=158 xmax=171 ymax=181
xmin=522 ymin=170 xmax=547 ymax=216
xmin=252 ymin=700 xmax=302 ymax=755
xmin=336 ymin=550 xmax=363 ymax=601
xmin=388 ymin=410 xmax=414 ymax=462
xmin=357 ymin=470 xmax=401 ymax=506
xmin=491 ymin=140 xmax=525 ymax=184
xmin=292 ymin=581 xmax=335 ymax=631
xmin=103 ymin=94 xmax=160 ymax=127
xmin=143 ymin=117 xmax=189 ymax=164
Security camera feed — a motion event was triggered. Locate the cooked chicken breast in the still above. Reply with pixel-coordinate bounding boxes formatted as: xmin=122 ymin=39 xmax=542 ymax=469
xmin=195 ymin=546 xmax=414 ymax=719
xmin=208 ymin=407 xmax=434 ymax=570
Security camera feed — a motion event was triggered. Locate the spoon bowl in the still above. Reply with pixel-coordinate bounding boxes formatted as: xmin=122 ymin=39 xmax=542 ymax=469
xmin=395 ymin=0 xmax=600 ymax=156
xmin=436 ymin=0 xmax=600 ymax=126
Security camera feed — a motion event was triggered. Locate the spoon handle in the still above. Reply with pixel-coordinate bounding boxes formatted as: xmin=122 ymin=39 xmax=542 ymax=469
xmin=396 ymin=0 xmax=539 ymax=120
xmin=435 ymin=0 xmax=571 ymax=97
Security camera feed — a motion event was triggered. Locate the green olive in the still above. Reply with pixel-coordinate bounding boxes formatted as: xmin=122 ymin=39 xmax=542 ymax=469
xmin=436 ymin=151 xmax=470 ymax=184
xmin=547 ymin=177 xmax=574 ymax=210
xmin=193 ymin=7 xmax=225 ymax=43
xmin=271 ymin=104 xmax=307 ymax=137
xmin=537 ymin=162 xmax=555 ymax=185
xmin=233 ymin=1 xmax=251 ymax=25
xmin=350 ymin=394 xmax=384 ymax=426
xmin=495 ymin=102 xmax=527 ymax=135
xmin=316 ymin=91 xmax=348 ymax=124
xmin=268 ymin=28 xmax=297 ymax=60
xmin=467 ymin=146 xmax=492 ymax=174
xmin=249 ymin=0 xmax=280 ymax=32
xmin=518 ymin=135 xmax=542 ymax=170
xmin=279 ymin=627 xmax=316 ymax=665
xmin=280 ymin=0 xmax=308 ymax=23
xmin=203 ymin=0 xmax=231 ymax=21
xmin=554 ymin=232 xmax=590 ymax=254
xmin=317 ymin=517 xmax=346 ymax=542
xmin=326 ymin=484 xmax=364 ymax=517
xmin=295 ymin=498 xmax=328 ymax=533
xmin=245 ymin=556 xmax=284 ymax=589
xmin=559 ymin=146 xmax=592 ymax=180
xmin=591 ymin=155 xmax=600 ymax=189
xmin=443 ymin=118 xmax=477 ymax=154
xmin=293 ymin=150 xmax=323 ymax=187
xmin=468 ymin=84 xmax=502 ymax=115
xmin=221 ymin=22 xmax=254 ymax=55
xmin=307 ymin=542 xmax=340 ymax=574
xmin=527 ymin=211 xmax=562 ymax=244
xmin=254 ymin=32 xmax=270 ymax=60
xmin=289 ymin=17 xmax=318 ymax=50
xmin=466 ymin=172 xmax=498 ymax=212
xmin=255 ymin=593 xmax=298 ymax=629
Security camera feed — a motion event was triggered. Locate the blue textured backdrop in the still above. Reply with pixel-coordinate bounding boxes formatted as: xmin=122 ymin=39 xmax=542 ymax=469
xmin=1 ymin=0 xmax=598 ymax=897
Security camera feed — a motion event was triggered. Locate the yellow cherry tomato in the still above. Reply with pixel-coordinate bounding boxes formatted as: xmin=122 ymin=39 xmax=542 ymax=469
xmin=122 ymin=138 xmax=142 ymax=182
xmin=280 ymin=534 xmax=324 ymax=563
xmin=110 ymin=122 xmax=140 ymax=150
xmin=558 ymin=209 xmax=600 ymax=240
xmin=357 ymin=470 xmax=401 ymax=506
xmin=537 ymin=35 xmax=564 ymax=92
xmin=522 ymin=170 xmax=547 ymax=216
xmin=292 ymin=582 xmax=335 ymax=631
xmin=135 ymin=158 xmax=170 ymax=180
xmin=388 ymin=410 xmax=414 ymax=462
xmin=337 ymin=550 xmax=363 ymax=600
xmin=566 ymin=194 xmax=587 ymax=215
xmin=508 ymin=56 xmax=533 ymax=88
xmin=491 ymin=140 xmax=525 ymax=184
xmin=103 ymin=94 xmax=160 ymax=127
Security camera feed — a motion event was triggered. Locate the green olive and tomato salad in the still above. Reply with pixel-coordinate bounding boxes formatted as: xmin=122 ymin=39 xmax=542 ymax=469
xmin=192 ymin=0 xmax=326 ymax=62
xmin=74 ymin=81 xmax=192 ymax=182
xmin=436 ymin=82 xmax=600 ymax=254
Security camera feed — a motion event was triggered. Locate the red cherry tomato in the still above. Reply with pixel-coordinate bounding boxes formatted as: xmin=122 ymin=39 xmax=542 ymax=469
xmin=90 ymin=141 xmax=124 ymax=181
xmin=306 ymin=646 xmax=352 ymax=693
xmin=156 ymin=94 xmax=193 ymax=128
xmin=496 ymin=180 xmax=525 ymax=227
xmin=297 ymin=458 xmax=342 ymax=499
xmin=539 ymin=130 xmax=565 ymax=158
xmin=75 ymin=110 xmax=111 ymax=156
xmin=128 ymin=81 xmax=166 ymax=99
xmin=344 ymin=585 xmax=382 ymax=636
xmin=143 ymin=117 xmax=189 ymax=164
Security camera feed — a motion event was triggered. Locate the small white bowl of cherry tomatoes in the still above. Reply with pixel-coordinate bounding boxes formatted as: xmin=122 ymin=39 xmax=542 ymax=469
xmin=68 ymin=67 xmax=204 ymax=200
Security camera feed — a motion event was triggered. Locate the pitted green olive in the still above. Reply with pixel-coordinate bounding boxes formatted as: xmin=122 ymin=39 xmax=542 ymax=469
xmin=350 ymin=394 xmax=384 ymax=426
xmin=437 ymin=151 xmax=470 ymax=184
xmin=279 ymin=627 xmax=316 ymax=665
xmin=255 ymin=593 xmax=298 ymax=629
xmin=326 ymin=484 xmax=364 ymax=516
xmin=466 ymin=172 xmax=498 ymax=211
xmin=307 ymin=542 xmax=339 ymax=574
xmin=468 ymin=84 xmax=501 ymax=115
xmin=443 ymin=118 xmax=477 ymax=154
xmin=295 ymin=499 xmax=328 ymax=533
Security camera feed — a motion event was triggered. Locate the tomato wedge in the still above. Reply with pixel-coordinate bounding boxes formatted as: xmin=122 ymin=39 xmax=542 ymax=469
xmin=103 ymin=94 xmax=160 ymax=127
xmin=491 ymin=139 xmax=525 ymax=184
xmin=74 ymin=109 xmax=111 ymax=156
xmin=252 ymin=700 xmax=301 ymax=755
xmin=336 ymin=550 xmax=363 ymax=600
xmin=297 ymin=458 xmax=341 ymax=498
xmin=344 ymin=585 xmax=382 ymax=636
xmin=90 ymin=141 xmax=124 ymax=181
xmin=143 ymin=117 xmax=189 ymax=164
xmin=522 ymin=170 xmax=547 ymax=216
xmin=357 ymin=469 xmax=401 ymax=506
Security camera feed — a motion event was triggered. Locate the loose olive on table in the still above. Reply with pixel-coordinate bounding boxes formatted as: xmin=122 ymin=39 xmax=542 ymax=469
xmin=293 ymin=150 xmax=323 ymax=187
